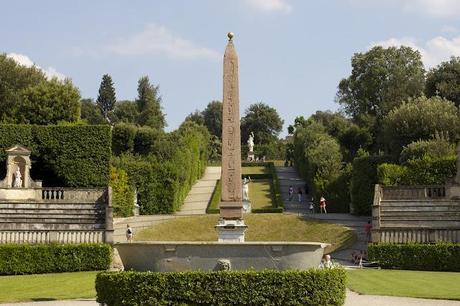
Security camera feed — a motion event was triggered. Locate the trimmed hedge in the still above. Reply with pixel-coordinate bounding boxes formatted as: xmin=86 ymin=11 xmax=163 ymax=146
xmin=110 ymin=166 xmax=135 ymax=217
xmin=0 ymin=125 xmax=111 ymax=187
xmin=0 ymin=243 xmax=112 ymax=275
xmin=350 ymin=155 xmax=391 ymax=215
xmin=112 ymin=122 xmax=209 ymax=214
xmin=96 ymin=269 xmax=346 ymax=306
xmin=369 ymin=243 xmax=460 ymax=271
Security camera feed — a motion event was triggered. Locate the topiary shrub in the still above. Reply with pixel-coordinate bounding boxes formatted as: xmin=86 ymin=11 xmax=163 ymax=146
xmin=0 ymin=124 xmax=111 ymax=187
xmin=369 ymin=243 xmax=460 ymax=271
xmin=0 ymin=243 xmax=112 ymax=275
xmin=96 ymin=269 xmax=346 ymax=306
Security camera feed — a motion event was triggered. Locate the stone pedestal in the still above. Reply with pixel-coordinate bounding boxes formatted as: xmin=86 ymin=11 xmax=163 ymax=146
xmin=247 ymin=152 xmax=255 ymax=162
xmin=215 ymin=219 xmax=247 ymax=242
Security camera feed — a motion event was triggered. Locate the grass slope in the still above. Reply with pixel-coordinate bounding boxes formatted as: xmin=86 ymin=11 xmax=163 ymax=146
xmin=347 ymin=269 xmax=460 ymax=300
xmin=135 ymin=214 xmax=355 ymax=253
xmin=249 ymin=179 xmax=274 ymax=210
xmin=0 ymin=271 xmax=99 ymax=303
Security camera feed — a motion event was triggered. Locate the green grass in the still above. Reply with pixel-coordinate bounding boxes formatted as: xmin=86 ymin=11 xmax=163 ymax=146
xmin=135 ymin=214 xmax=355 ymax=253
xmin=0 ymin=271 xmax=98 ymax=303
xmin=242 ymin=166 xmax=268 ymax=175
xmin=347 ymin=269 xmax=460 ymax=300
xmin=249 ymin=179 xmax=274 ymax=210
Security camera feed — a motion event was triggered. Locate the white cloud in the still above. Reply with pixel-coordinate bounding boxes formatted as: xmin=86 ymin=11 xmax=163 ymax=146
xmin=370 ymin=36 xmax=460 ymax=68
xmin=245 ymin=0 xmax=291 ymax=13
xmin=349 ymin=0 xmax=460 ymax=17
xmin=6 ymin=53 xmax=66 ymax=80
xmin=107 ymin=24 xmax=220 ymax=61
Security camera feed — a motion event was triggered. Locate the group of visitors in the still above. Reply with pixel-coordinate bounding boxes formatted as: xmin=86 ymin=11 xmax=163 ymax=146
xmin=287 ymin=185 xmax=327 ymax=214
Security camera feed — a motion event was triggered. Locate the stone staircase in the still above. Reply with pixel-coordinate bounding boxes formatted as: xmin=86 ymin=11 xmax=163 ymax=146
xmin=379 ymin=199 xmax=460 ymax=228
xmin=0 ymin=188 xmax=110 ymax=243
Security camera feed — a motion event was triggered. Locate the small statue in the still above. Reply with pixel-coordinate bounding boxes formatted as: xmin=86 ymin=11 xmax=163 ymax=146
xmin=242 ymin=176 xmax=251 ymax=201
xmin=247 ymin=132 xmax=255 ymax=153
xmin=13 ymin=168 xmax=22 ymax=188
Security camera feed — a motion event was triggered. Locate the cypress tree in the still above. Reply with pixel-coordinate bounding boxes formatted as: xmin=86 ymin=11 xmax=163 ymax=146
xmin=96 ymin=74 xmax=116 ymax=123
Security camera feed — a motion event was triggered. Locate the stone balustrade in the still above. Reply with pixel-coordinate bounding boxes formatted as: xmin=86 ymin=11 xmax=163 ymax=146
xmin=0 ymin=230 xmax=105 ymax=244
xmin=381 ymin=185 xmax=446 ymax=200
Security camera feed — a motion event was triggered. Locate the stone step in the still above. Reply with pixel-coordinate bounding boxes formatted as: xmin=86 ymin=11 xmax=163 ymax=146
xmin=381 ymin=200 xmax=460 ymax=206
xmin=381 ymin=221 xmax=460 ymax=228
xmin=0 ymin=223 xmax=105 ymax=231
xmin=381 ymin=215 xmax=460 ymax=221
xmin=381 ymin=206 xmax=460 ymax=212
xmin=0 ymin=216 xmax=102 ymax=223
xmin=0 ymin=208 xmax=102 ymax=215
xmin=0 ymin=203 xmax=104 ymax=209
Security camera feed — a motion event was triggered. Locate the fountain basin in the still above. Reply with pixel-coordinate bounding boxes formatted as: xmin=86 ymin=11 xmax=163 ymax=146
xmin=115 ymin=241 xmax=329 ymax=272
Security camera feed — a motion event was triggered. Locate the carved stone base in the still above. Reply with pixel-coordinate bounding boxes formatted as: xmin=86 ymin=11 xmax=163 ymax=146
xmin=215 ymin=219 xmax=247 ymax=242
xmin=247 ymin=152 xmax=255 ymax=162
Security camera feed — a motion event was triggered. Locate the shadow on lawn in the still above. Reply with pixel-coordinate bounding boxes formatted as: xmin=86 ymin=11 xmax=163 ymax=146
xmin=32 ymin=298 xmax=57 ymax=301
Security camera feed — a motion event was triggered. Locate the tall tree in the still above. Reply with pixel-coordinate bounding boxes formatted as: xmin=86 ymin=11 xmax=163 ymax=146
xmin=185 ymin=110 xmax=205 ymax=126
xmin=426 ymin=57 xmax=460 ymax=107
xmin=113 ymin=100 xmax=139 ymax=124
xmin=136 ymin=76 xmax=165 ymax=129
xmin=337 ymin=46 xmax=425 ymax=150
xmin=80 ymin=98 xmax=106 ymax=124
xmin=240 ymin=102 xmax=284 ymax=145
xmin=202 ymin=100 xmax=223 ymax=138
xmin=18 ymin=79 xmax=81 ymax=124
xmin=96 ymin=74 xmax=116 ymax=123
xmin=0 ymin=54 xmax=46 ymax=122
xmin=383 ymin=96 xmax=460 ymax=157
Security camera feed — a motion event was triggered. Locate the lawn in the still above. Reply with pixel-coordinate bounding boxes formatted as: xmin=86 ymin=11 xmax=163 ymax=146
xmin=0 ymin=271 xmax=99 ymax=303
xmin=135 ymin=214 xmax=355 ymax=253
xmin=347 ymin=269 xmax=460 ymax=300
xmin=249 ymin=179 xmax=274 ymax=210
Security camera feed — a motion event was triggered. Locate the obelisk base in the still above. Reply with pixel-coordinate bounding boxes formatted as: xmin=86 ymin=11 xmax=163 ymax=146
xmin=215 ymin=218 xmax=247 ymax=242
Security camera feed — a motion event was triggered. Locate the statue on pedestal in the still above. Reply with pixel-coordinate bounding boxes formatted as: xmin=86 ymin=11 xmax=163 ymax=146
xmin=248 ymin=132 xmax=254 ymax=153
xmin=242 ymin=177 xmax=251 ymax=201
xmin=13 ymin=168 xmax=22 ymax=188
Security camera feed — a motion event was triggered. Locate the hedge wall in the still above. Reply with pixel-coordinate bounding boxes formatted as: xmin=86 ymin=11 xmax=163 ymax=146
xmin=0 ymin=243 xmax=112 ymax=275
xmin=112 ymin=122 xmax=209 ymax=214
xmin=96 ymin=269 xmax=346 ymax=306
xmin=0 ymin=124 xmax=111 ymax=187
xmin=350 ymin=155 xmax=391 ymax=215
xmin=369 ymin=243 xmax=460 ymax=271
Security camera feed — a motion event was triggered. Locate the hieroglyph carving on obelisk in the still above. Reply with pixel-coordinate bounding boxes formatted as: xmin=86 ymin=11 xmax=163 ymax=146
xmin=220 ymin=32 xmax=243 ymax=220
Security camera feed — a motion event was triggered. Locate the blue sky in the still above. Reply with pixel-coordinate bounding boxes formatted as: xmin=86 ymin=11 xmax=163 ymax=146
xmin=3 ymin=0 xmax=460 ymax=135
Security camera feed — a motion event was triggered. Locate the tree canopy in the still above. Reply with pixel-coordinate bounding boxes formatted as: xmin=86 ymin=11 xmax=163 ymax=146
xmin=426 ymin=57 xmax=460 ymax=107
xmin=240 ymin=102 xmax=284 ymax=145
xmin=136 ymin=76 xmax=165 ymax=130
xmin=337 ymin=46 xmax=425 ymax=120
xmin=383 ymin=96 xmax=460 ymax=156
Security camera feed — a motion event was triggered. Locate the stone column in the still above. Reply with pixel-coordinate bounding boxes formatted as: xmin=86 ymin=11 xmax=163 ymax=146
xmin=216 ymin=32 xmax=247 ymax=242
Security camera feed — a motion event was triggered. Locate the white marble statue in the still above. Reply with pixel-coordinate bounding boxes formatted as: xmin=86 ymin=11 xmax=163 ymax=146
xmin=247 ymin=132 xmax=254 ymax=153
xmin=13 ymin=168 xmax=22 ymax=188
xmin=242 ymin=177 xmax=251 ymax=201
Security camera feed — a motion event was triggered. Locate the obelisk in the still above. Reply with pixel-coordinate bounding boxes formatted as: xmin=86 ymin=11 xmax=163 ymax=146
xmin=216 ymin=32 xmax=247 ymax=242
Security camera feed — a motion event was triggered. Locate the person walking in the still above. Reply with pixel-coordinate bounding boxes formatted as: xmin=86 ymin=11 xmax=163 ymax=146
xmin=319 ymin=196 xmax=327 ymax=214
xmin=364 ymin=220 xmax=372 ymax=242
xmin=309 ymin=197 xmax=314 ymax=214
xmin=288 ymin=185 xmax=294 ymax=201
xmin=126 ymin=224 xmax=133 ymax=242
xmin=297 ymin=187 xmax=303 ymax=203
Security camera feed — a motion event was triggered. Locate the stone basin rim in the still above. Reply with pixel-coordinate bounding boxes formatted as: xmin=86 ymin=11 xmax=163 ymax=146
xmin=117 ymin=241 xmax=330 ymax=248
